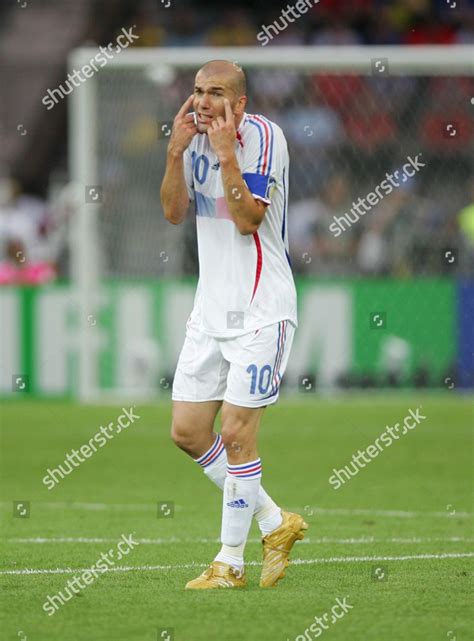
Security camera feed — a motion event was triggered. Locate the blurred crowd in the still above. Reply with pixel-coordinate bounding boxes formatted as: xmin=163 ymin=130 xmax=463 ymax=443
xmin=0 ymin=178 xmax=76 ymax=284
xmin=124 ymin=0 xmax=474 ymax=47
xmin=3 ymin=177 xmax=471 ymax=284
xmin=288 ymin=172 xmax=474 ymax=277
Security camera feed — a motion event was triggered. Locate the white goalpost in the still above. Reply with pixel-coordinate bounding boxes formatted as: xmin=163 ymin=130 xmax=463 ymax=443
xmin=68 ymin=45 xmax=474 ymax=402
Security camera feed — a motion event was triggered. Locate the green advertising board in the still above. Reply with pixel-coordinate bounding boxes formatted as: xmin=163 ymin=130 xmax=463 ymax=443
xmin=0 ymin=279 xmax=456 ymax=398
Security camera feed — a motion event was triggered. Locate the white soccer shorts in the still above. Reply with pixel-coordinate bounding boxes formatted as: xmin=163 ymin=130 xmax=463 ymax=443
xmin=172 ymin=319 xmax=295 ymax=408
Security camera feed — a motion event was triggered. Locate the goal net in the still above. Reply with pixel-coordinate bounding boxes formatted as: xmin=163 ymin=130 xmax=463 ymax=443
xmin=69 ymin=46 xmax=474 ymax=401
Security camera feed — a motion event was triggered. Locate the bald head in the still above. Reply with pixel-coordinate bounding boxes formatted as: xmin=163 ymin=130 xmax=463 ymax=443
xmin=198 ymin=60 xmax=247 ymax=98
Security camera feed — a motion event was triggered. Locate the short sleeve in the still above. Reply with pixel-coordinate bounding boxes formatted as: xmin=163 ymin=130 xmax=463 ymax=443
xmin=241 ymin=117 xmax=280 ymax=205
xmin=183 ymin=147 xmax=195 ymax=201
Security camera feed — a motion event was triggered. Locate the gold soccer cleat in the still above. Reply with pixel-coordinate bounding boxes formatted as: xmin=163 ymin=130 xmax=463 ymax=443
xmin=185 ymin=561 xmax=247 ymax=590
xmin=260 ymin=511 xmax=308 ymax=588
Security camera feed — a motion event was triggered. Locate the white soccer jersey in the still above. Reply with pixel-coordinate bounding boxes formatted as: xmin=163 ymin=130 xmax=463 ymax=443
xmin=183 ymin=112 xmax=298 ymax=338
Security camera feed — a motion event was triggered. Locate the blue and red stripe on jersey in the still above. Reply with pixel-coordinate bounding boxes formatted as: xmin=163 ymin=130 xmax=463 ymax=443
xmin=247 ymin=114 xmax=274 ymax=176
xmin=250 ymin=231 xmax=263 ymax=304
xmin=245 ymin=114 xmax=275 ymax=203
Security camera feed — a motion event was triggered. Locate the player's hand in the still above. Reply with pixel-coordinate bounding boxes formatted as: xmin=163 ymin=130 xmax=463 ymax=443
xmin=167 ymin=94 xmax=198 ymax=155
xmin=208 ymin=98 xmax=237 ymax=160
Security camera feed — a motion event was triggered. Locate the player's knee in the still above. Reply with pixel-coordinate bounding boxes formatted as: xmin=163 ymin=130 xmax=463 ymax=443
xmin=170 ymin=422 xmax=193 ymax=452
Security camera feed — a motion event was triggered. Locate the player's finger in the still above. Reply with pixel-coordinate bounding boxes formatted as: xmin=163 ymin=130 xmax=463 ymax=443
xmin=215 ymin=116 xmax=226 ymax=127
xmin=183 ymin=113 xmax=195 ymax=123
xmin=176 ymin=94 xmax=194 ymax=118
xmin=223 ymin=98 xmax=233 ymax=123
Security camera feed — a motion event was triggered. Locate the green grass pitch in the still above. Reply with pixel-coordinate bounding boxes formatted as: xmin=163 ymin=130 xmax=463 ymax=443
xmin=0 ymin=394 xmax=472 ymax=641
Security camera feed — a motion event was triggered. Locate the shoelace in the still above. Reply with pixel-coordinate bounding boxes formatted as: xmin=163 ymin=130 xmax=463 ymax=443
xmin=206 ymin=563 xmax=244 ymax=580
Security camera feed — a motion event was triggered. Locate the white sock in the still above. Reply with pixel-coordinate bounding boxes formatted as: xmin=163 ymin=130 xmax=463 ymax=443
xmin=254 ymin=497 xmax=283 ymax=535
xmin=194 ymin=433 xmax=225 ymax=471
xmin=213 ymin=543 xmax=245 ymax=573
xmin=215 ymin=459 xmax=262 ymax=569
xmin=195 ymin=435 xmax=282 ymax=536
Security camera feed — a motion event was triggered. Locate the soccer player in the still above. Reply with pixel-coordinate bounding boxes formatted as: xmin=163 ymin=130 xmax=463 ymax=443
xmin=160 ymin=60 xmax=308 ymax=589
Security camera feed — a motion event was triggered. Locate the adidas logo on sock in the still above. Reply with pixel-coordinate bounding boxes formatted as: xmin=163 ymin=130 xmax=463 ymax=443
xmin=226 ymin=498 xmax=249 ymax=509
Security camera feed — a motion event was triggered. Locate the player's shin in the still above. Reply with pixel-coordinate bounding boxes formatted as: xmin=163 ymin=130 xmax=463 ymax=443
xmin=215 ymin=459 xmax=262 ymax=571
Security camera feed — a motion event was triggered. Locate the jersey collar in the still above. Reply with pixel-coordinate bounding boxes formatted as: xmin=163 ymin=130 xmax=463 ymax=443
xmin=236 ymin=112 xmax=247 ymax=148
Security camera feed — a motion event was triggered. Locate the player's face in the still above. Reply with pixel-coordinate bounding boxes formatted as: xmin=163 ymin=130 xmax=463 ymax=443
xmin=193 ymin=72 xmax=242 ymax=134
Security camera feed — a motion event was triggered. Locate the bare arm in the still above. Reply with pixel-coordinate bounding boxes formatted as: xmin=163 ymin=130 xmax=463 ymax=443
xmin=219 ymin=155 xmax=267 ymax=235
xmin=160 ymin=95 xmax=197 ymax=225
xmin=160 ymin=150 xmax=190 ymax=225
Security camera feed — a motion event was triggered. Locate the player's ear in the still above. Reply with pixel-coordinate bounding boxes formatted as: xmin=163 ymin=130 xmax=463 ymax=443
xmin=234 ymin=95 xmax=247 ymax=116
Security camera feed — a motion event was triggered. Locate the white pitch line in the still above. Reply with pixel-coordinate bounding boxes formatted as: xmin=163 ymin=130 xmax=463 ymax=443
xmin=6 ymin=536 xmax=474 ymax=545
xmin=296 ymin=507 xmax=473 ymax=519
xmin=1 ymin=552 xmax=473 ymax=576
xmin=0 ymin=501 xmax=474 ymax=519
xmin=0 ymin=502 xmax=181 ymax=512
xmin=1 ymin=502 xmax=471 ymax=518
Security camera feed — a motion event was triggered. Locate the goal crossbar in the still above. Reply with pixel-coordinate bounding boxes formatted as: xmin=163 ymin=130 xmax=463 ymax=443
xmin=69 ymin=45 xmax=474 ymax=74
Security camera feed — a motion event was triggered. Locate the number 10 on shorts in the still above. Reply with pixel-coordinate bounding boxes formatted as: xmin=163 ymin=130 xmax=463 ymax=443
xmin=247 ymin=364 xmax=272 ymax=395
